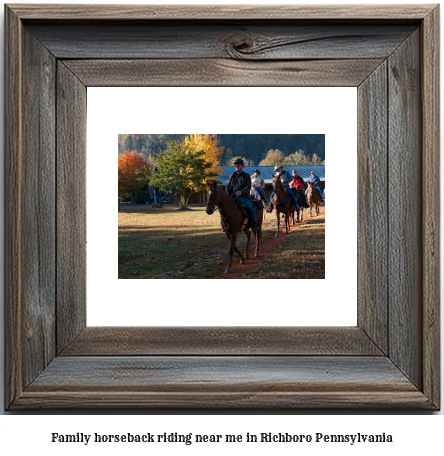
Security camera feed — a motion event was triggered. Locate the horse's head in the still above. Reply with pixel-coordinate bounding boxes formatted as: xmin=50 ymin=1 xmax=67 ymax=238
xmin=271 ymin=173 xmax=283 ymax=194
xmin=206 ymin=181 xmax=219 ymax=215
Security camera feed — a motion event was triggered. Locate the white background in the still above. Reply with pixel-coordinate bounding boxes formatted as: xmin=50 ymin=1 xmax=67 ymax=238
xmin=87 ymin=87 xmax=357 ymax=326
xmin=0 ymin=1 xmax=442 ymax=454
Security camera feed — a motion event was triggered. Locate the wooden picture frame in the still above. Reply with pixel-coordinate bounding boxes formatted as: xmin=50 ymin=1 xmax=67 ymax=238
xmin=5 ymin=4 xmax=440 ymax=410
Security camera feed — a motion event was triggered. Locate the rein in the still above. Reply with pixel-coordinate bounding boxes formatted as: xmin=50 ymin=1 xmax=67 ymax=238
xmin=207 ymin=188 xmax=238 ymax=225
xmin=273 ymin=182 xmax=290 ymax=206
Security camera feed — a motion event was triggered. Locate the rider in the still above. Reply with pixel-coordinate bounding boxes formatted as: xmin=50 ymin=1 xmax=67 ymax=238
xmin=266 ymin=164 xmax=300 ymax=213
xmin=305 ymin=170 xmax=324 ymax=201
xmin=290 ymin=169 xmax=310 ymax=208
xmin=250 ymin=169 xmax=268 ymax=202
xmin=225 ymin=158 xmax=260 ymax=233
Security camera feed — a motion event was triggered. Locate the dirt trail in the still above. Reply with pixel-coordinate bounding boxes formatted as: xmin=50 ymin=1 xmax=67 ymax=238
xmin=209 ymin=206 xmax=325 ymax=279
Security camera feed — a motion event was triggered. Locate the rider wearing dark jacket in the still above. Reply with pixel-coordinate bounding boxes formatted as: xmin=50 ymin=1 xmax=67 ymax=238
xmin=225 ymin=165 xmax=252 ymax=198
xmin=225 ymin=158 xmax=259 ymax=233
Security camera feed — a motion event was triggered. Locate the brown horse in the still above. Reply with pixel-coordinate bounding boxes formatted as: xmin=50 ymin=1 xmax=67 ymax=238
xmin=291 ymin=188 xmax=306 ymax=223
xmin=271 ymin=174 xmax=295 ymax=237
xmin=206 ymin=182 xmax=263 ymax=274
xmin=307 ymin=182 xmax=321 ymax=217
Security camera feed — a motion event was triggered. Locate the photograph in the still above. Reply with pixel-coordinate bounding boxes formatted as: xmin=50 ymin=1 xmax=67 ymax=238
xmin=118 ymin=134 xmax=325 ymax=279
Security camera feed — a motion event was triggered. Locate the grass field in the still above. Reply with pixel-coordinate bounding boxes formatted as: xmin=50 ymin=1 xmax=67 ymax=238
xmin=118 ymin=204 xmax=325 ymax=279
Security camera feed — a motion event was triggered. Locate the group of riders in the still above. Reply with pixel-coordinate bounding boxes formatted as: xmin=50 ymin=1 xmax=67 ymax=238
xmin=225 ymin=158 xmax=324 ymax=234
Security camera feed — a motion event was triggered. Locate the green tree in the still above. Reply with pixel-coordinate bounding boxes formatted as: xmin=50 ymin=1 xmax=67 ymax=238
xmin=134 ymin=135 xmax=143 ymax=153
xmin=224 ymin=147 xmax=234 ymax=164
xmin=124 ymin=134 xmax=134 ymax=152
xmin=144 ymin=141 xmax=213 ymax=210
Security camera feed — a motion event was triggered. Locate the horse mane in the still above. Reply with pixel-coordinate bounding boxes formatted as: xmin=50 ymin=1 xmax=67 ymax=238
xmin=272 ymin=175 xmax=285 ymax=198
xmin=210 ymin=183 xmax=234 ymax=206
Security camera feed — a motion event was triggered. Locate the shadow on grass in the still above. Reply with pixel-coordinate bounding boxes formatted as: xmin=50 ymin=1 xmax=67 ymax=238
xmin=118 ymin=226 xmax=251 ymax=279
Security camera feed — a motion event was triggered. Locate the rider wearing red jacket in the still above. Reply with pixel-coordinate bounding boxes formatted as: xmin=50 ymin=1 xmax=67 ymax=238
xmin=290 ymin=170 xmax=310 ymax=208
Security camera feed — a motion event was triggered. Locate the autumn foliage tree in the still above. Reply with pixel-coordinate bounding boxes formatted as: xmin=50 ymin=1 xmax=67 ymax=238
xmin=258 ymin=149 xmax=286 ymax=166
xmin=148 ymin=141 xmax=213 ymax=209
xmin=284 ymin=149 xmax=311 ymax=166
xmin=118 ymin=151 xmax=150 ymax=199
xmin=183 ymin=134 xmax=224 ymax=179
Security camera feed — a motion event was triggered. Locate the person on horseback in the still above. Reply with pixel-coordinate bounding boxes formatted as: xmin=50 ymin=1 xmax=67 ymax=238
xmin=225 ymin=158 xmax=260 ymax=233
xmin=290 ymin=169 xmax=310 ymax=208
xmin=266 ymin=164 xmax=300 ymax=213
xmin=250 ymin=169 xmax=268 ymax=202
xmin=305 ymin=171 xmax=324 ymax=201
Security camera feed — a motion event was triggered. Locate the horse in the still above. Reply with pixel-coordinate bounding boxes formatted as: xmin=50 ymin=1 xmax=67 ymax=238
xmin=271 ymin=174 xmax=295 ymax=237
xmin=291 ymin=188 xmax=306 ymax=223
xmin=307 ymin=181 xmax=321 ymax=217
xmin=206 ymin=182 xmax=263 ymax=274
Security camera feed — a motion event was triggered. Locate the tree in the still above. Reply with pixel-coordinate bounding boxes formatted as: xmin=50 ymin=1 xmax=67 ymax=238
xmin=124 ymin=134 xmax=134 ymax=152
xmin=224 ymin=147 xmax=234 ymax=164
xmin=284 ymin=149 xmax=311 ymax=166
xmin=311 ymin=153 xmax=324 ymax=165
xmin=147 ymin=141 xmax=213 ymax=209
xmin=183 ymin=134 xmax=224 ymax=179
xmin=118 ymin=151 xmax=149 ymax=198
xmin=228 ymin=155 xmax=254 ymax=166
xmin=258 ymin=149 xmax=285 ymax=166
xmin=134 ymin=135 xmax=143 ymax=153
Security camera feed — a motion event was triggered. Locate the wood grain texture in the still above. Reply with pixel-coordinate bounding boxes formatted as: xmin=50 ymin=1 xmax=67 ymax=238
xmin=7 ymin=4 xmax=435 ymax=20
xmin=421 ymin=6 xmax=440 ymax=409
xmin=63 ymin=59 xmax=384 ymax=87
xmin=27 ymin=23 xmax=416 ymax=60
xmin=61 ymin=327 xmax=382 ymax=356
xmin=388 ymin=31 xmax=422 ymax=389
xmin=21 ymin=28 xmax=57 ymax=387
xmin=56 ymin=62 xmax=87 ymax=353
xmin=4 ymin=4 xmax=24 ymax=411
xmin=14 ymin=356 xmax=432 ymax=409
xmin=357 ymin=62 xmax=388 ymax=354
xmin=4 ymin=5 xmax=440 ymax=410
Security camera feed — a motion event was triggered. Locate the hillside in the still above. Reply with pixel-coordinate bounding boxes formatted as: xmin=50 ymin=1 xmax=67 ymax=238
xmin=118 ymin=134 xmax=325 ymax=166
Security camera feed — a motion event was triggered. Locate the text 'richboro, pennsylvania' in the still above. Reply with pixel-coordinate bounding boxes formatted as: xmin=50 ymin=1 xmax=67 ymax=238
xmin=51 ymin=432 xmax=393 ymax=446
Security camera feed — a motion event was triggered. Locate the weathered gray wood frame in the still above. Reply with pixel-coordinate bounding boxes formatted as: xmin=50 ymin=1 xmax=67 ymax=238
xmin=5 ymin=5 xmax=440 ymax=409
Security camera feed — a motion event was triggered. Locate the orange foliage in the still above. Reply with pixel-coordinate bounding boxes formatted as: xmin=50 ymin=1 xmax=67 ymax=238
xmin=118 ymin=151 xmax=148 ymax=197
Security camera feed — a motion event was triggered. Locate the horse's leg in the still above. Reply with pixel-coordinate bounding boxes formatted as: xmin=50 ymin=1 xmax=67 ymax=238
xmin=275 ymin=209 xmax=280 ymax=237
xmin=254 ymin=226 xmax=261 ymax=257
xmin=285 ymin=210 xmax=289 ymax=235
xmin=225 ymin=232 xmax=237 ymax=274
xmin=230 ymin=227 xmax=244 ymax=260
xmin=243 ymin=228 xmax=251 ymax=261
xmin=232 ymin=241 xmax=243 ymax=259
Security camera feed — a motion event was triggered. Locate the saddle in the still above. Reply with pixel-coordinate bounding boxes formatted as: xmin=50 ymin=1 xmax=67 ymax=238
xmin=233 ymin=196 xmax=248 ymax=219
